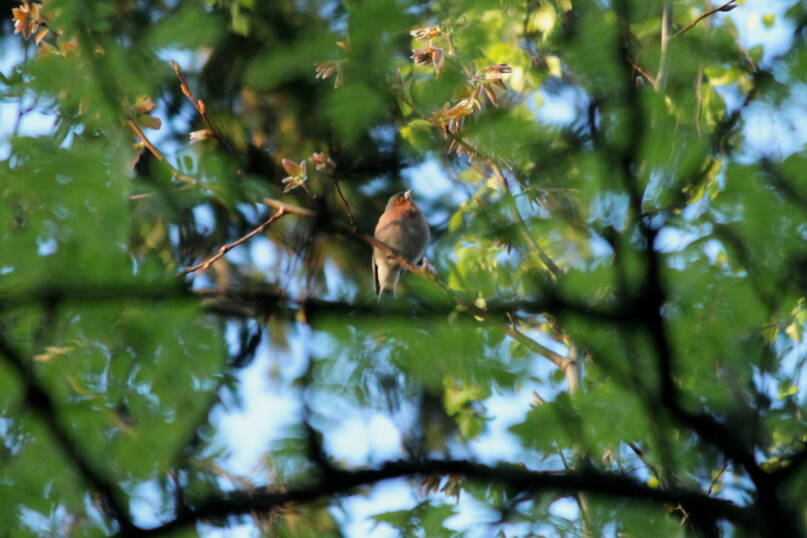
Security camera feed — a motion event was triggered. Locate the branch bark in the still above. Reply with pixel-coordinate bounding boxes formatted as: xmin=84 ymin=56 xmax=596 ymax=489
xmin=134 ymin=458 xmax=753 ymax=537
xmin=171 ymin=60 xmax=236 ymax=157
xmin=674 ymin=0 xmax=737 ymax=38
xmin=0 ymin=335 xmax=135 ymax=534
xmin=183 ymin=209 xmax=287 ymax=273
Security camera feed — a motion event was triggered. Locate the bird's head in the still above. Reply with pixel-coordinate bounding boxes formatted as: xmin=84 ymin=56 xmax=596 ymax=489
xmin=385 ymin=189 xmax=415 ymax=211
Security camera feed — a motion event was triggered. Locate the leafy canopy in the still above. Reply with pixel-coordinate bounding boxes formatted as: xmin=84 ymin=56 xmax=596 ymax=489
xmin=1 ymin=0 xmax=806 ymax=536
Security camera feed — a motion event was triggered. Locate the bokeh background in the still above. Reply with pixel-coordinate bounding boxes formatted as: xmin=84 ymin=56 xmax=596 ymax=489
xmin=2 ymin=0 xmax=806 ymax=536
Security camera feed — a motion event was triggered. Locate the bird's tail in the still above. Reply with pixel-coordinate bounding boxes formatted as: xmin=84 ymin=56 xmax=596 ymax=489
xmin=376 ymin=285 xmax=398 ymax=304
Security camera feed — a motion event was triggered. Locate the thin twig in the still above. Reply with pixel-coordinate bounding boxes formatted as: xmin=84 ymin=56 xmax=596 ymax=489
xmin=630 ymin=61 xmax=656 ymax=86
xmin=12 ymin=44 xmax=32 ymax=136
xmin=128 ymin=120 xmax=165 ymax=161
xmin=705 ymin=461 xmax=729 ymax=495
xmin=503 ymin=310 xmax=570 ymax=366
xmin=504 ymin=324 xmax=569 ymax=369
xmin=489 ymin=161 xmax=562 ymax=280
xmin=627 ymin=442 xmax=664 ymax=485
xmin=674 ymin=0 xmax=737 ymax=38
xmin=170 ymin=61 xmax=236 ymax=156
xmin=331 ymin=176 xmax=357 ymax=228
xmin=127 ymin=120 xmax=200 ymax=189
xmin=128 ymin=184 xmax=196 ymax=201
xmin=183 ymin=209 xmax=287 ymax=273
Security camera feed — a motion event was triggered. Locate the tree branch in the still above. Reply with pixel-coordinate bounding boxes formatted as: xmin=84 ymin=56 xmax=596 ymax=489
xmin=330 ymin=175 xmax=357 ymax=228
xmin=134 ymin=458 xmax=753 ymax=537
xmin=655 ymin=0 xmax=673 ymax=91
xmin=0 ymin=282 xmax=631 ymax=328
xmin=171 ymin=60 xmax=236 ymax=157
xmin=0 ymin=335 xmax=135 ymax=534
xmin=127 ymin=120 xmax=199 ymax=187
xmin=615 ymin=0 xmax=757 ymax=480
xmin=183 ymin=209 xmax=287 ymax=273
xmin=613 ymin=3 xmax=800 ymax=533
xmin=630 ymin=60 xmax=656 ymax=86
xmin=673 ymin=0 xmax=737 ymax=39
xmin=488 ymin=161 xmax=562 ymax=280
xmin=128 ymin=119 xmax=165 ymax=162
xmin=502 ymin=324 xmax=569 ymax=369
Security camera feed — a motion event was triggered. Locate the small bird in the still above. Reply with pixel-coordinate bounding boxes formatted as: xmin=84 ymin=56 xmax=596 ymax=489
xmin=373 ymin=190 xmax=430 ymax=299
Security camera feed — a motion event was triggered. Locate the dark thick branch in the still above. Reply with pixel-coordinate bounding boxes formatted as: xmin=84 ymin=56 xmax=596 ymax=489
xmin=0 ymin=297 xmax=764 ymax=538
xmin=614 ymin=0 xmax=760 ymax=483
xmin=612 ymin=3 xmax=801 ymax=534
xmin=0 ymin=284 xmax=622 ymax=372
xmin=135 ymin=458 xmax=753 ymax=537
xmin=1 ymin=283 xmax=631 ymax=327
xmin=0 ymin=336 xmax=135 ymax=534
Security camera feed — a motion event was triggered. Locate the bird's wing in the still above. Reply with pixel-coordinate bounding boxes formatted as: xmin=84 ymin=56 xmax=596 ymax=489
xmin=372 ymin=255 xmax=380 ymax=296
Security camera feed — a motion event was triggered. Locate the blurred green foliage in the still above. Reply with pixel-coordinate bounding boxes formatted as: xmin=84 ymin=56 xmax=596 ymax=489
xmin=1 ymin=0 xmax=806 ymax=536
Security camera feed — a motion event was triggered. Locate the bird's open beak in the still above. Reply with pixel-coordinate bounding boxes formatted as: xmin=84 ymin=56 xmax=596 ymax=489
xmin=403 ymin=190 xmax=412 ymax=200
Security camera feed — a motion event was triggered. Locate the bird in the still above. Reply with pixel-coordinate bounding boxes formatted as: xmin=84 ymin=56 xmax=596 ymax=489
xmin=372 ymin=190 xmax=430 ymax=299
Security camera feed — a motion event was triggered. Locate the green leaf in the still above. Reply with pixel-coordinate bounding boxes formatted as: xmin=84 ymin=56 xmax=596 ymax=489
xmin=325 ymin=83 xmax=385 ymax=146
xmin=400 ymin=119 xmax=437 ymax=153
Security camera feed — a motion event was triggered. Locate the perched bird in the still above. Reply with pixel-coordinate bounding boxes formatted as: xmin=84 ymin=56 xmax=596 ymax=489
xmin=373 ymin=190 xmax=430 ymax=299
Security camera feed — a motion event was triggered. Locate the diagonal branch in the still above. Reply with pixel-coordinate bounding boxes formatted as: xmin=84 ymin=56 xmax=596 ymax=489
xmin=183 ymin=208 xmax=288 ymax=273
xmin=489 ymin=161 xmax=562 ymax=280
xmin=630 ymin=60 xmax=656 ymax=86
xmin=128 ymin=120 xmax=165 ymax=161
xmin=127 ymin=120 xmax=199 ymax=187
xmin=0 ymin=335 xmax=135 ymax=534
xmin=503 ymin=324 xmax=569 ymax=369
xmin=171 ymin=61 xmax=236 ymax=157
xmin=673 ymin=0 xmax=737 ymax=38
xmin=394 ymin=92 xmax=564 ymax=283
xmin=330 ymin=175 xmax=357 ymax=228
